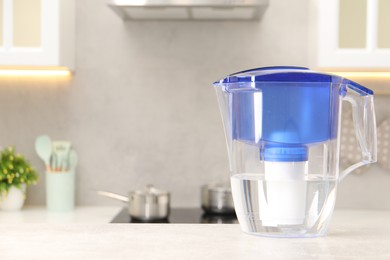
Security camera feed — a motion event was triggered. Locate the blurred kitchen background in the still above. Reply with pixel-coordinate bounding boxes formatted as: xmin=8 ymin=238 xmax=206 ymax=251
xmin=0 ymin=0 xmax=389 ymax=209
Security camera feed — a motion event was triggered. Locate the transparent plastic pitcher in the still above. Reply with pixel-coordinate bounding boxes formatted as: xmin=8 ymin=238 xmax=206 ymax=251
xmin=213 ymin=66 xmax=377 ymax=237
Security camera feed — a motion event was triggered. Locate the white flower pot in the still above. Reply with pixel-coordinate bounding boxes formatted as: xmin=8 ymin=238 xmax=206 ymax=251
xmin=0 ymin=185 xmax=26 ymax=211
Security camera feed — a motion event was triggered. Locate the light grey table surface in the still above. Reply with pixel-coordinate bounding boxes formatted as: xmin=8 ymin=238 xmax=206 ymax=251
xmin=0 ymin=206 xmax=121 ymax=224
xmin=0 ymin=210 xmax=389 ymax=260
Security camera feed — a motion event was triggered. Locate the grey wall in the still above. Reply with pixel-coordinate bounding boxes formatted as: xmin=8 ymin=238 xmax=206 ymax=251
xmin=0 ymin=0 xmax=389 ymax=209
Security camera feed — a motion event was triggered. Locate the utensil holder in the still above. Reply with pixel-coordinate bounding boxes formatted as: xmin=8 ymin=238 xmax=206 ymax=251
xmin=46 ymin=170 xmax=75 ymax=211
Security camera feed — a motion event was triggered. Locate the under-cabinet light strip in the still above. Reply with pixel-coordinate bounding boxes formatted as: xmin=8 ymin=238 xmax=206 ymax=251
xmin=0 ymin=70 xmax=71 ymax=76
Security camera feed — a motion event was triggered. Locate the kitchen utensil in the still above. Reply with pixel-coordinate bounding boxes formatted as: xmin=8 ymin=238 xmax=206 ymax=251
xmin=97 ymin=191 xmax=128 ymax=202
xmin=201 ymin=183 xmax=235 ymax=214
xmin=50 ymin=145 xmax=58 ymax=171
xmin=35 ymin=135 xmax=52 ymax=171
xmin=98 ymin=185 xmax=170 ymax=221
xmin=213 ymin=66 xmax=377 ymax=237
xmin=52 ymin=141 xmax=71 ymax=171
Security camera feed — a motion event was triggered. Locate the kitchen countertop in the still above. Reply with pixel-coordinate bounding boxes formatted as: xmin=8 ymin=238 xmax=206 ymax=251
xmin=0 ymin=210 xmax=390 ymax=259
xmin=0 ymin=206 xmax=122 ymax=223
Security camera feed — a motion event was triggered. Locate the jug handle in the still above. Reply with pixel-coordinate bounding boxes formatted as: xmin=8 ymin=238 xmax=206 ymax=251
xmin=339 ymin=82 xmax=377 ymax=182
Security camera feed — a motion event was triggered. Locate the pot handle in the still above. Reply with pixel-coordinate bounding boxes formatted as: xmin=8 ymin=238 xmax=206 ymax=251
xmin=339 ymin=82 xmax=377 ymax=181
xmin=97 ymin=191 xmax=129 ymax=203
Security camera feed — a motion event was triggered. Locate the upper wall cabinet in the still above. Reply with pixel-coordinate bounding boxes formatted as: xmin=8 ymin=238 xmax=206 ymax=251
xmin=0 ymin=0 xmax=75 ymax=70
xmin=310 ymin=0 xmax=390 ymax=70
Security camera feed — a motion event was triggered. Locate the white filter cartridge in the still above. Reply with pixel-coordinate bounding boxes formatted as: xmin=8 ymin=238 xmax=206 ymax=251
xmin=260 ymin=161 xmax=308 ymax=226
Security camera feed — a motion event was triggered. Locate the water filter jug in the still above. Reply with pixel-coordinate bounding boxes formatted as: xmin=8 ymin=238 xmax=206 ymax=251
xmin=213 ymin=66 xmax=377 ymax=237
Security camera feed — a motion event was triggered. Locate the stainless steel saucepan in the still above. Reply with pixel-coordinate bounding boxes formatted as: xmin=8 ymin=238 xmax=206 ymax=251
xmin=98 ymin=185 xmax=170 ymax=221
xmin=201 ymin=183 xmax=235 ymax=214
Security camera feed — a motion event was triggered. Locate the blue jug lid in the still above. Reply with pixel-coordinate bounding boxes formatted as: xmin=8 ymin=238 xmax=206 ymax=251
xmin=214 ymin=66 xmax=373 ymax=95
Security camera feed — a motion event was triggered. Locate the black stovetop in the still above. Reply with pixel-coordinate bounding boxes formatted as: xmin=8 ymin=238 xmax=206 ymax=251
xmin=110 ymin=208 xmax=238 ymax=224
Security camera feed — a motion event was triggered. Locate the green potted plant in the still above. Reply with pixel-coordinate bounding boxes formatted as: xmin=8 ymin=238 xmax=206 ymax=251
xmin=0 ymin=146 xmax=38 ymax=211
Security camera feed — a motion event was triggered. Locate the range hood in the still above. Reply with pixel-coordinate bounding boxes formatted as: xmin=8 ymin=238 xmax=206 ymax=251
xmin=108 ymin=0 xmax=269 ymax=21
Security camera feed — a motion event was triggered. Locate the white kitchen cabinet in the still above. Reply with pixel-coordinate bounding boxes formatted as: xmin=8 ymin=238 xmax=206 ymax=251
xmin=310 ymin=0 xmax=390 ymax=69
xmin=0 ymin=0 xmax=75 ymax=70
